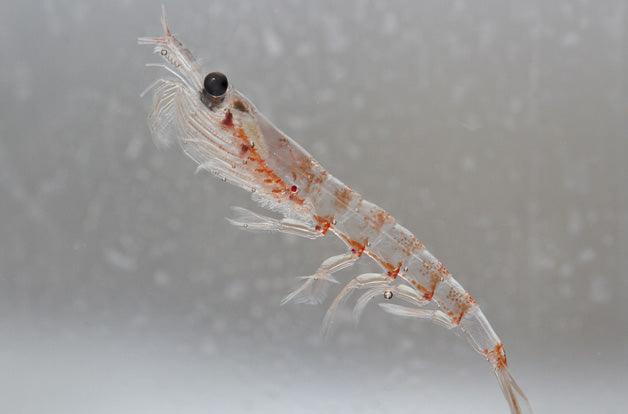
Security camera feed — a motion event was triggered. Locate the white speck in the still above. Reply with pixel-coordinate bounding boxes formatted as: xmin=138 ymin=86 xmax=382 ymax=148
xmin=346 ymin=142 xmax=361 ymax=161
xmin=104 ymin=248 xmax=137 ymax=272
xmin=602 ymin=234 xmax=614 ymax=246
xmin=509 ymin=97 xmax=523 ymax=114
xmin=451 ymin=81 xmax=469 ymax=104
xmin=461 ymin=155 xmax=476 ymax=172
xmin=561 ymin=32 xmax=580 ymax=47
xmin=558 ymin=282 xmax=574 ymax=298
xmin=13 ymin=60 xmax=33 ymax=102
xmin=295 ymin=41 xmax=314 ymax=57
xmin=225 ymin=280 xmax=247 ymax=300
xmin=351 ymin=94 xmax=366 ymax=110
xmin=200 ymin=336 xmax=217 ymax=355
xmin=590 ymin=277 xmax=611 ymax=304
xmin=567 ymin=210 xmax=583 ymax=236
xmin=124 ymin=136 xmax=144 ymax=160
xmin=578 ymin=248 xmax=596 ymax=263
xmin=153 ymin=270 xmax=171 ymax=286
xmin=322 ymin=16 xmax=349 ymax=53
xmin=460 ymin=114 xmax=482 ymax=131
xmin=559 ymin=263 xmax=574 ymax=278
xmin=263 ymin=28 xmax=284 ymax=57
xmin=381 ymin=12 xmax=398 ymax=35
xmin=312 ymin=141 xmax=329 ymax=156
xmin=452 ymin=0 xmax=467 ymax=13
xmin=73 ymin=241 xmax=86 ymax=251
xmin=478 ymin=22 xmax=496 ymax=50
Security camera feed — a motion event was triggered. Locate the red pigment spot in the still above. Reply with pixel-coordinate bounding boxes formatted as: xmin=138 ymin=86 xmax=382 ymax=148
xmin=384 ymin=262 xmax=401 ymax=279
xmin=291 ymin=185 xmax=298 ymax=193
xmin=233 ymin=126 xmax=305 ymax=206
xmin=313 ymin=215 xmax=333 ymax=235
xmin=347 ymin=238 xmax=367 ymax=257
xmin=222 ymin=110 xmax=234 ymax=127
xmin=410 ymin=280 xmax=433 ymax=300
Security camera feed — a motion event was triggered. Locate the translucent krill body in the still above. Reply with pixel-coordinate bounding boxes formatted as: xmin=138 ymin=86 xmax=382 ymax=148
xmin=139 ymin=9 xmax=531 ymax=413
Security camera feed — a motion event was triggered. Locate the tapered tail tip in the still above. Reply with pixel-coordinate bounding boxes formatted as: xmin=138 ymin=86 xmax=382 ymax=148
xmin=495 ymin=367 xmax=533 ymax=414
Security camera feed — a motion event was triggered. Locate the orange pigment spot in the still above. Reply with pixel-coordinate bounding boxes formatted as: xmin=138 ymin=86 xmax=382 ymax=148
xmin=294 ymin=158 xmax=328 ymax=195
xmin=445 ymin=289 xmax=476 ymax=325
xmin=334 ymin=188 xmax=354 ymax=211
xmin=484 ymin=343 xmax=508 ymax=369
xmin=455 ymin=295 xmax=476 ymax=324
xmin=398 ymin=236 xmax=426 ymax=257
xmin=410 ymin=280 xmax=433 ymax=299
xmin=371 ymin=210 xmax=391 ymax=231
xmin=347 ymin=238 xmax=367 ymax=257
xmin=384 ymin=262 xmax=402 ymax=279
xmin=429 ymin=270 xmax=445 ymax=293
xmin=313 ymin=215 xmax=334 ymax=235
xmin=233 ymin=127 xmax=305 ymax=206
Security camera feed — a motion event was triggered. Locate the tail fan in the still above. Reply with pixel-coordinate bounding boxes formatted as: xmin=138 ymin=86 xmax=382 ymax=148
xmin=495 ymin=367 xmax=533 ymax=414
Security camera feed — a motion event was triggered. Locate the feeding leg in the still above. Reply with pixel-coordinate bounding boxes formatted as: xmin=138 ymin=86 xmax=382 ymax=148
xmin=323 ymin=276 xmax=439 ymax=337
xmin=227 ymin=206 xmax=323 ymax=239
xmin=227 ymin=206 xmax=357 ymax=305
xmin=321 ymin=273 xmax=391 ymax=337
xmin=378 ymin=303 xmax=455 ymax=329
xmin=281 ymin=252 xmax=358 ymax=305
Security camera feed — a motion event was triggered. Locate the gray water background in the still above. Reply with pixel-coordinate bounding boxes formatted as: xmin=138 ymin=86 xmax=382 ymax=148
xmin=1 ymin=0 xmax=627 ymax=412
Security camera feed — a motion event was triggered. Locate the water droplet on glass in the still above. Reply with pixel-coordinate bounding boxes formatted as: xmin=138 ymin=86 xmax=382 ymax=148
xmin=384 ymin=290 xmax=393 ymax=300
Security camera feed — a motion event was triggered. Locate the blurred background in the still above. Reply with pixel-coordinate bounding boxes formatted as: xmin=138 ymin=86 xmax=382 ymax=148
xmin=1 ymin=0 xmax=626 ymax=412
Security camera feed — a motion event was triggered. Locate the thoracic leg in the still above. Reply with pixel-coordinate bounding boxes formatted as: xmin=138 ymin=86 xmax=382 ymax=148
xmin=321 ymin=273 xmax=390 ymax=337
xmin=227 ymin=206 xmax=323 ymax=239
xmin=281 ymin=252 xmax=358 ymax=305
xmin=378 ymin=303 xmax=455 ymax=329
xmin=322 ymin=275 xmax=439 ymax=337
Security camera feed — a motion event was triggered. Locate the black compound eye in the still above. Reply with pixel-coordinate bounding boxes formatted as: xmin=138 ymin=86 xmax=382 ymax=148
xmin=203 ymin=72 xmax=228 ymax=97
